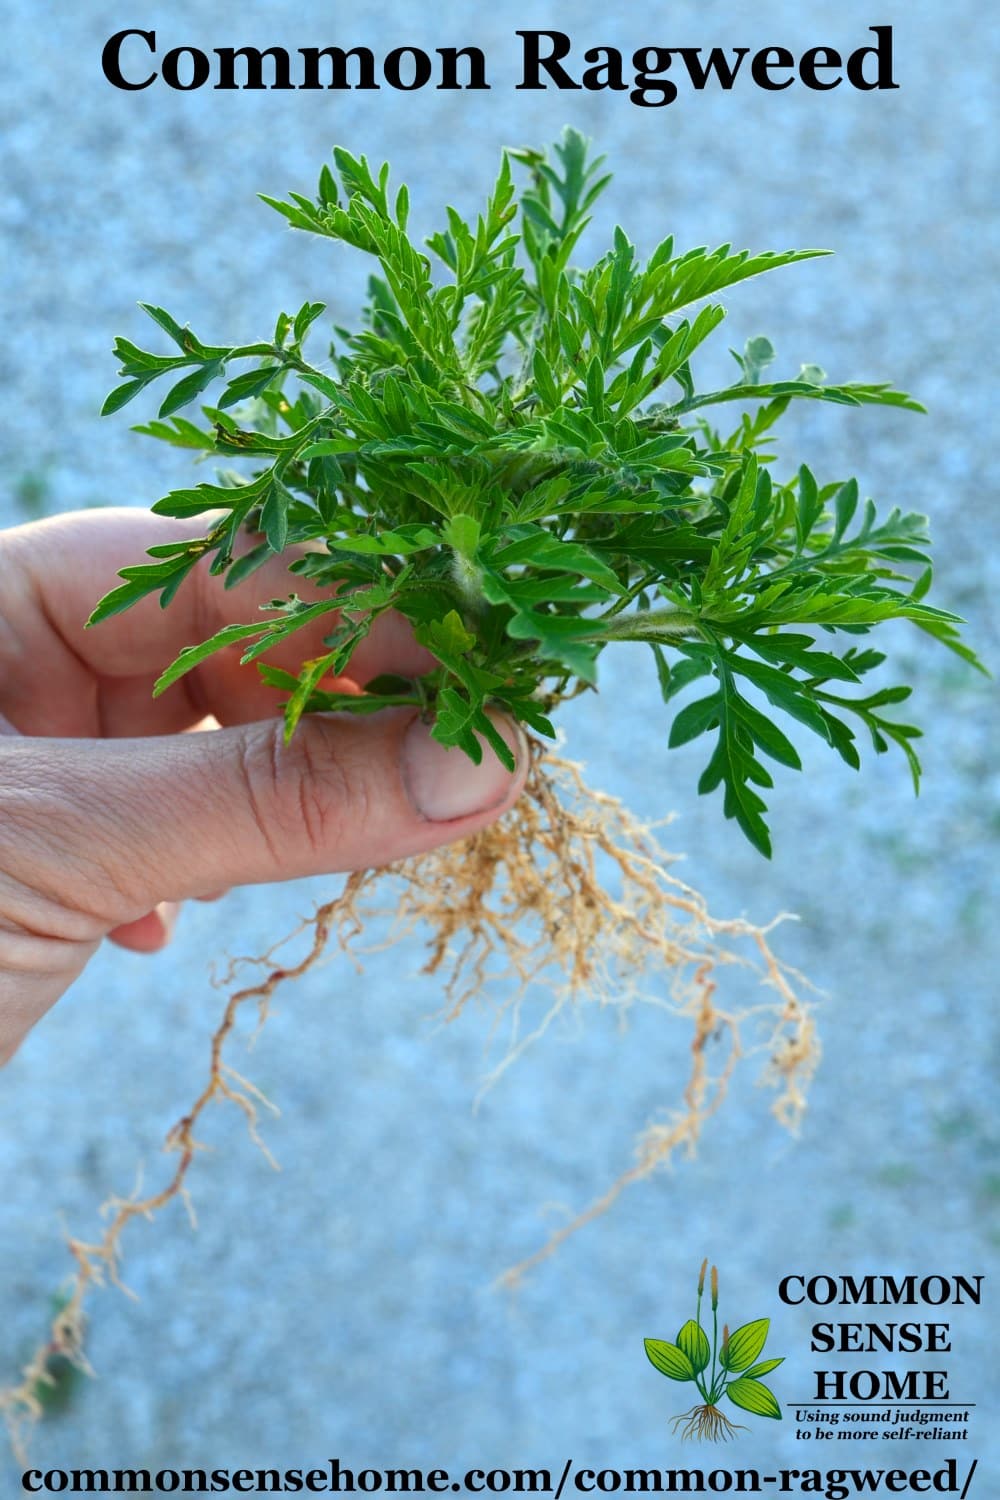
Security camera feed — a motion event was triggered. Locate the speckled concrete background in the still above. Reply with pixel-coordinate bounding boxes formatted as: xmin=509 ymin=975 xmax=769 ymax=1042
xmin=1 ymin=0 xmax=997 ymax=1484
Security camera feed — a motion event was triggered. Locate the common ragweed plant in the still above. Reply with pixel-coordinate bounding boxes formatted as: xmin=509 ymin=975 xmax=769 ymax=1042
xmin=91 ymin=128 xmax=977 ymax=856
xmin=3 ymin=130 xmax=978 ymax=1456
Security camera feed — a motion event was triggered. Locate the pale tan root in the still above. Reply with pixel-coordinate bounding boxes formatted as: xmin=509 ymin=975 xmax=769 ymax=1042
xmin=1 ymin=740 xmax=817 ymax=1457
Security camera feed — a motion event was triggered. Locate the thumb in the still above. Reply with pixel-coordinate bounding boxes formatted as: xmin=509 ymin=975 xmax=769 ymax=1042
xmin=5 ymin=710 xmax=527 ymax=930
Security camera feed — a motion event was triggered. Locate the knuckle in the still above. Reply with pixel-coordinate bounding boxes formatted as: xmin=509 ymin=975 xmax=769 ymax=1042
xmin=236 ymin=719 xmax=365 ymax=867
xmin=292 ymin=720 xmax=368 ymax=860
xmin=234 ymin=724 xmax=285 ymax=868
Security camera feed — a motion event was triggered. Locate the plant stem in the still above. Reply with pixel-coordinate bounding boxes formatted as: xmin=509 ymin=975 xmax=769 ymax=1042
xmin=692 ymin=1275 xmax=712 ymax=1404
xmin=596 ymin=569 xmax=660 ymax=622
xmin=710 ymin=1296 xmax=719 ymax=1404
xmin=587 ymin=607 xmax=702 ymax=643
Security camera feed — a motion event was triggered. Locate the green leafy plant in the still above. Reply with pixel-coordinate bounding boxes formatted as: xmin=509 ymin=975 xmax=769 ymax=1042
xmin=645 ymin=1260 xmax=783 ymax=1440
xmin=4 ymin=129 xmax=979 ymax=1457
xmin=91 ymin=128 xmax=979 ymax=856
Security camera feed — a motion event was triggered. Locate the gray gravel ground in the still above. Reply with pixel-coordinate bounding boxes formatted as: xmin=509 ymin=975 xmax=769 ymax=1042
xmin=1 ymin=0 xmax=997 ymax=1485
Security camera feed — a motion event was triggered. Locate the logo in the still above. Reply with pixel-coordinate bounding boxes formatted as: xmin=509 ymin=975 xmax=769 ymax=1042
xmin=644 ymin=1260 xmax=784 ymax=1440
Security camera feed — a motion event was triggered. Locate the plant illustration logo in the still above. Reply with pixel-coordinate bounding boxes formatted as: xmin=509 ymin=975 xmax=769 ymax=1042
xmin=644 ymin=1260 xmax=784 ymax=1440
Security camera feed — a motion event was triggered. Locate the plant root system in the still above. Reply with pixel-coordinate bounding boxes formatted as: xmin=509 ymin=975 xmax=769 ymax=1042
xmin=669 ymin=1404 xmax=748 ymax=1443
xmin=2 ymin=739 xmax=817 ymax=1456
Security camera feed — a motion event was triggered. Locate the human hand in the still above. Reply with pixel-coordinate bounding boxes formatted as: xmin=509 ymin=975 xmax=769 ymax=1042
xmin=0 ymin=509 xmax=526 ymax=1064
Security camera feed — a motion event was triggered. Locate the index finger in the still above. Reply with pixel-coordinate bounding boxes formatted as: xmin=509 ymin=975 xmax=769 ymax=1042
xmin=6 ymin=508 xmax=436 ymax=726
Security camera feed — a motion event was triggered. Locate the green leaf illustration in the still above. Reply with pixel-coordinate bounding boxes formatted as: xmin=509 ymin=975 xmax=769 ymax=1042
xmin=643 ymin=1338 xmax=695 ymax=1382
xmin=721 ymin=1317 xmax=769 ymax=1372
xmin=726 ymin=1376 xmax=782 ymax=1420
xmin=676 ymin=1319 xmax=711 ymax=1374
xmin=744 ymin=1357 xmax=784 ymax=1379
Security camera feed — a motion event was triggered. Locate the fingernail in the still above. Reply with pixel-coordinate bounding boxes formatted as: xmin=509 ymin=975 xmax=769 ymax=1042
xmin=156 ymin=901 xmax=180 ymax=942
xmin=401 ymin=712 xmax=525 ymax=822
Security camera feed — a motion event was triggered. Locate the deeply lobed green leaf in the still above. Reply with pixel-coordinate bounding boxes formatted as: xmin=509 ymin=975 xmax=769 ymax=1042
xmin=90 ymin=129 xmax=983 ymax=855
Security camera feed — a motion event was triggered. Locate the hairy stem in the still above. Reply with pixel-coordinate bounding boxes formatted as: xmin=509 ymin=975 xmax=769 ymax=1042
xmin=589 ymin=607 xmax=702 ymax=642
